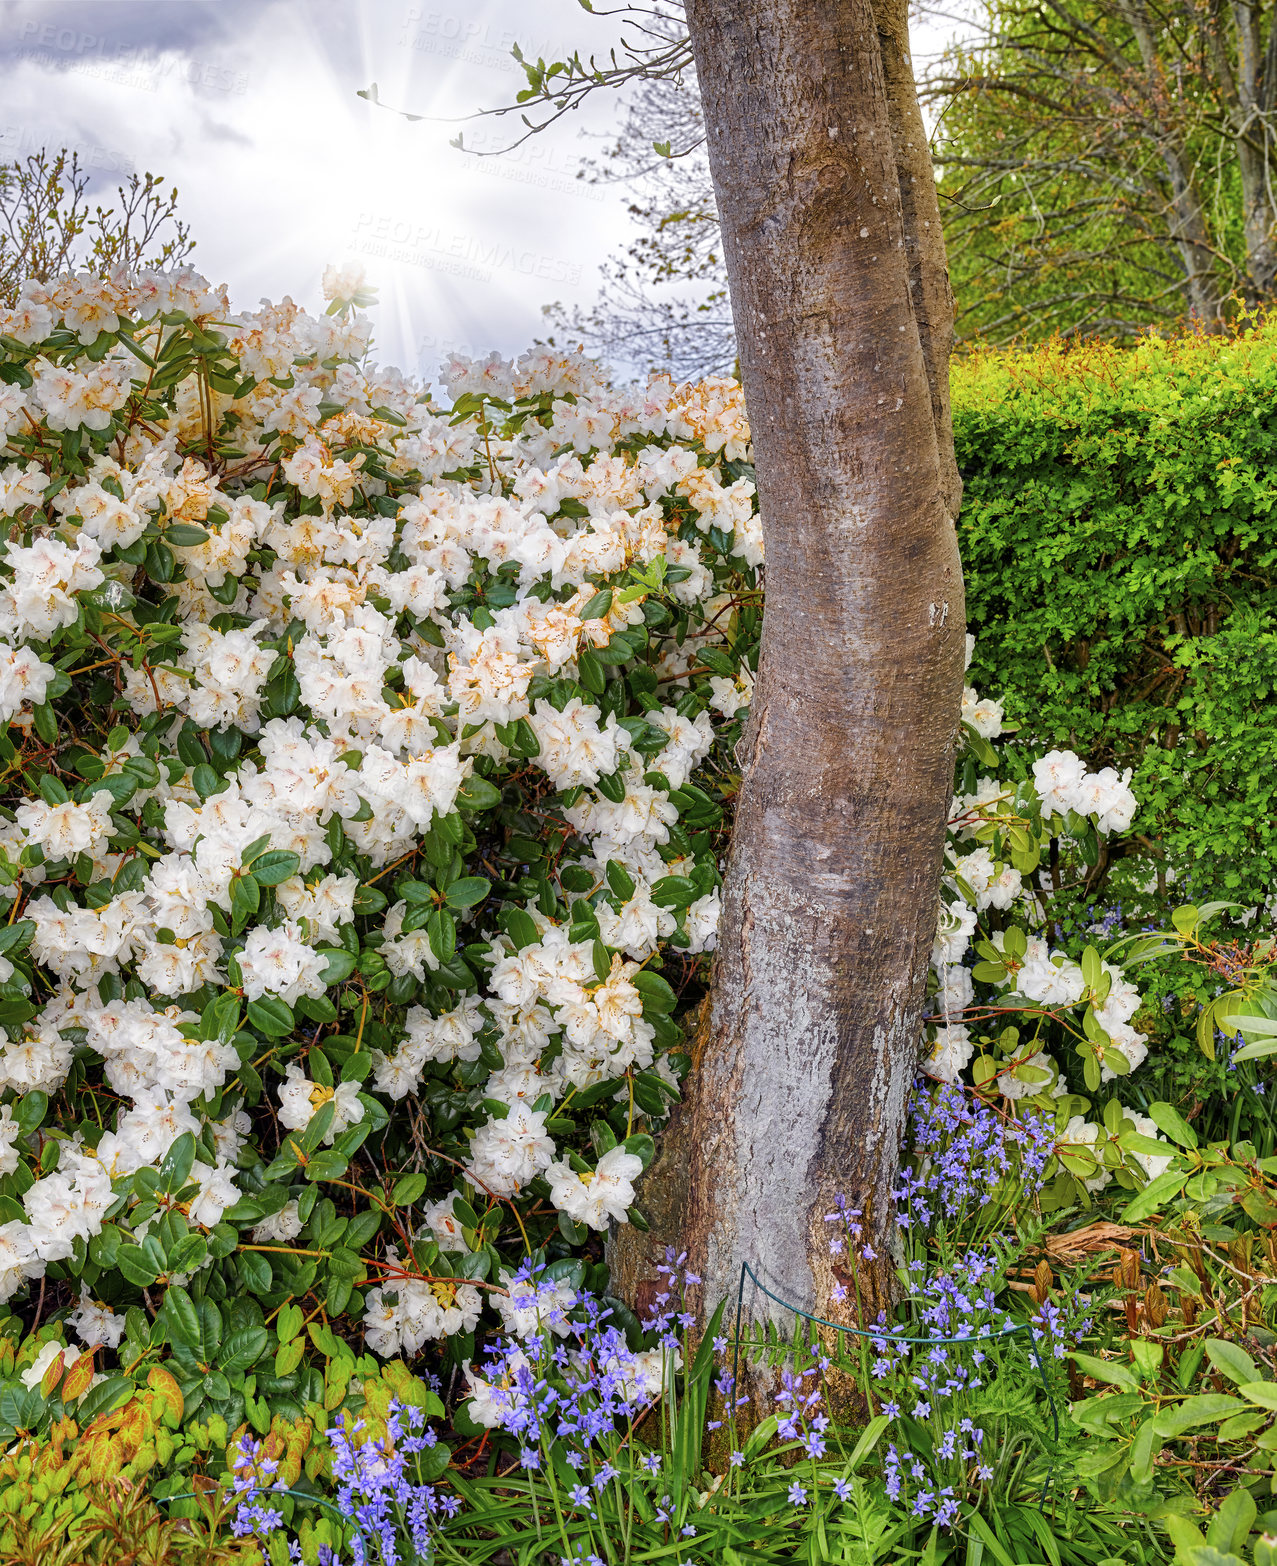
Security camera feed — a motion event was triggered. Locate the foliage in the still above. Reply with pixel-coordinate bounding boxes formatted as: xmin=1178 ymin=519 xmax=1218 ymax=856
xmin=0 ymin=1351 xmax=259 ymax=1565
xmin=0 ymin=150 xmax=193 ymax=310
xmin=953 ymin=325 xmax=1277 ymax=907
xmin=221 ymin=1087 xmax=1184 ymax=1565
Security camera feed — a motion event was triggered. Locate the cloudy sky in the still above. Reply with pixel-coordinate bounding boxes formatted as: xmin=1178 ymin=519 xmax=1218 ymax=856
xmin=0 ymin=1 xmax=973 ymax=382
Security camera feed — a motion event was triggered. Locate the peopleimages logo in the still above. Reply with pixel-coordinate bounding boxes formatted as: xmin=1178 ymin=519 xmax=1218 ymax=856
xmin=352 ymin=214 xmax=582 ymax=287
xmin=12 ymin=19 xmax=250 ymax=96
xmin=0 ymin=124 xmax=134 ymax=176
xmin=397 ymin=8 xmax=571 ymax=73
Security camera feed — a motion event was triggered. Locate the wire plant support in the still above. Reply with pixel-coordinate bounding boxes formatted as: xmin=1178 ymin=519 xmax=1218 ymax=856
xmin=731 ymin=1260 xmax=1061 ymax=1510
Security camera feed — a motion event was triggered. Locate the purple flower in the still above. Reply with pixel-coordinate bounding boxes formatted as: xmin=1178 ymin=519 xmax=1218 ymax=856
xmin=787 ymin=1481 xmax=808 ymax=1506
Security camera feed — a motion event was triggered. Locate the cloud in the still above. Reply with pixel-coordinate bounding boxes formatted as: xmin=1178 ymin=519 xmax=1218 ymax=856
xmin=0 ymin=1 xmax=285 ymax=67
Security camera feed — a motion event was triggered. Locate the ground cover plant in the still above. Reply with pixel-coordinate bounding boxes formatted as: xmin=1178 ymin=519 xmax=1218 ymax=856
xmin=1 ymin=265 xmax=1277 ymax=1561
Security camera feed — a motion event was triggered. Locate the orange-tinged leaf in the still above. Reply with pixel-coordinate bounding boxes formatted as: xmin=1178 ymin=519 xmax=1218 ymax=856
xmin=146 ymin=1366 xmax=183 ymax=1430
xmin=61 ymin=1351 xmax=95 ymax=1402
xmin=40 ymin=1351 xmax=66 ymax=1398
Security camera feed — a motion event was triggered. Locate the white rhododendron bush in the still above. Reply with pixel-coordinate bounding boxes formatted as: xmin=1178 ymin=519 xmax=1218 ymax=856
xmin=0 ymin=263 xmax=1163 ymax=1429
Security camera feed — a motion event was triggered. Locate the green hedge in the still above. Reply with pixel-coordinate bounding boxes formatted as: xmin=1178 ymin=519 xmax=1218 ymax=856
xmin=953 ymin=330 xmax=1277 ymax=903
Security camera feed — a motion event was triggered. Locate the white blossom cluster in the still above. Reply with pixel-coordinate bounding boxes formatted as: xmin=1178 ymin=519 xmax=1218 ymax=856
xmin=926 ymin=638 xmax=1159 ymax=1184
xmin=0 ymin=264 xmax=761 ymax=1352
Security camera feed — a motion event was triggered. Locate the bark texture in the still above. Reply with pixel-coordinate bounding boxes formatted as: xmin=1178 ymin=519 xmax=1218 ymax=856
xmin=611 ymin=0 xmax=965 ymax=1334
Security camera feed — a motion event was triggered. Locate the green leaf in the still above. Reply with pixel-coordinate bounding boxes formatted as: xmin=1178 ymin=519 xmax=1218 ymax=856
xmin=504 ymin=910 xmax=540 ymax=951
xmin=427 ymin=908 xmax=456 ymax=963
xmin=1152 ymin=1393 xmax=1245 ymax=1435
xmin=457 ymin=775 xmax=502 ymax=811
xmin=577 ymin=646 xmax=605 ymax=693
xmin=163 ymin=1284 xmax=200 ymax=1348
xmin=194 ymin=1300 xmax=223 ymax=1361
xmin=1129 ymin=1415 xmax=1162 ymax=1484
xmin=230 ymin=872 xmax=260 ymax=928
xmin=251 ymin=849 xmax=301 ymax=885
xmin=622 ymin=1132 xmax=656 ymax=1170
xmin=76 ymin=1378 xmax=134 ymax=1424
xmin=1239 ymin=1380 xmax=1277 ymax=1409
xmin=247 ymin=996 xmax=294 ymax=1037
xmin=392 ymin=1173 xmax=429 ymax=1207
xmin=1070 ymin=1352 xmax=1138 ymax=1392
xmin=632 ymin=970 xmax=678 ymax=1013
xmin=219 ymin=1325 xmax=269 ymax=1373
xmin=275 ymin=1338 xmax=305 ymax=1378
xmin=276 ymin=1303 xmax=304 ymax=1345
xmin=158 ymin=1131 xmax=196 ymax=1194
xmin=1204 ymin=1338 xmax=1259 ymax=1386
xmin=1206 ymin=1486 xmax=1257 ymax=1555
xmin=238 ymin=1251 xmax=273 ymax=1296
xmin=14 ymin=1091 xmax=47 ymax=1134
xmin=1231 ymin=1037 xmax=1277 ymax=1063
xmin=316 ymin=948 xmax=357 ymax=985
xmin=445 ymin=876 xmax=490 ymax=910
xmin=116 ymin=1244 xmax=159 ymax=1287
xmin=166 ymin=523 xmax=211 ymax=546
xmin=1120 ymin=1167 xmax=1189 ymax=1222
xmin=1147 ymin=1100 xmax=1198 ymax=1149
xmin=650 ymin=874 xmax=698 ymax=909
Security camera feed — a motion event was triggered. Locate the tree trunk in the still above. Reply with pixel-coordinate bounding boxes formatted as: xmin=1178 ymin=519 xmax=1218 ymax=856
xmin=1117 ymin=0 xmax=1227 ymax=325
xmin=610 ymin=0 xmax=965 ymax=1338
xmin=1229 ymin=2 xmax=1277 ymax=302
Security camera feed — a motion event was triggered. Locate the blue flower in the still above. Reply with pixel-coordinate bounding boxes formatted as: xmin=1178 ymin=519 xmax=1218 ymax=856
xmin=787 ymin=1481 xmax=808 ymax=1507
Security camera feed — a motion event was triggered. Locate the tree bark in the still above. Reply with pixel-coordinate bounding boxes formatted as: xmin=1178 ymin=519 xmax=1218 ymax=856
xmin=1226 ymin=0 xmax=1277 ymax=302
xmin=1117 ymin=0 xmax=1227 ymax=325
xmin=610 ymin=0 xmax=965 ymax=1338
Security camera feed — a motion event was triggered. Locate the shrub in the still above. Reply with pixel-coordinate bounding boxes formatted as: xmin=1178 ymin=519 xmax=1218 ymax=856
xmin=953 ymin=327 xmax=1277 ymax=905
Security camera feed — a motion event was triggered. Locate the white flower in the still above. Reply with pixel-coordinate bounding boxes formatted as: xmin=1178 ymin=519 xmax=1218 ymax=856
xmin=545 ymin=1146 xmax=643 ymax=1229
xmin=924 ymin=1024 xmax=973 ymax=1084
xmin=239 ymin=922 xmax=328 ymax=1004
xmin=1060 ymin=1116 xmax=1113 ymax=1193
xmin=276 ymin=1063 xmax=365 ymax=1145
xmin=1126 ymin=1112 xmax=1174 ymax=1180
xmin=466 ymin=1103 xmax=556 ymax=1197
xmin=253 ymin=1200 xmax=303 ymax=1244
xmin=961 ymin=686 xmax=1003 ymax=739
xmin=68 ymin=1285 xmax=126 ymax=1349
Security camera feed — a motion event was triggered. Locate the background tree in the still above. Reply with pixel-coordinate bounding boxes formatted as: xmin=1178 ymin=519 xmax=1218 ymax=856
xmin=926 ymin=0 xmax=1277 ymax=340
xmin=0 ymin=148 xmax=194 ymax=309
xmin=535 ymin=0 xmax=1277 ymax=352
xmin=541 ymin=51 xmax=736 ymax=380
